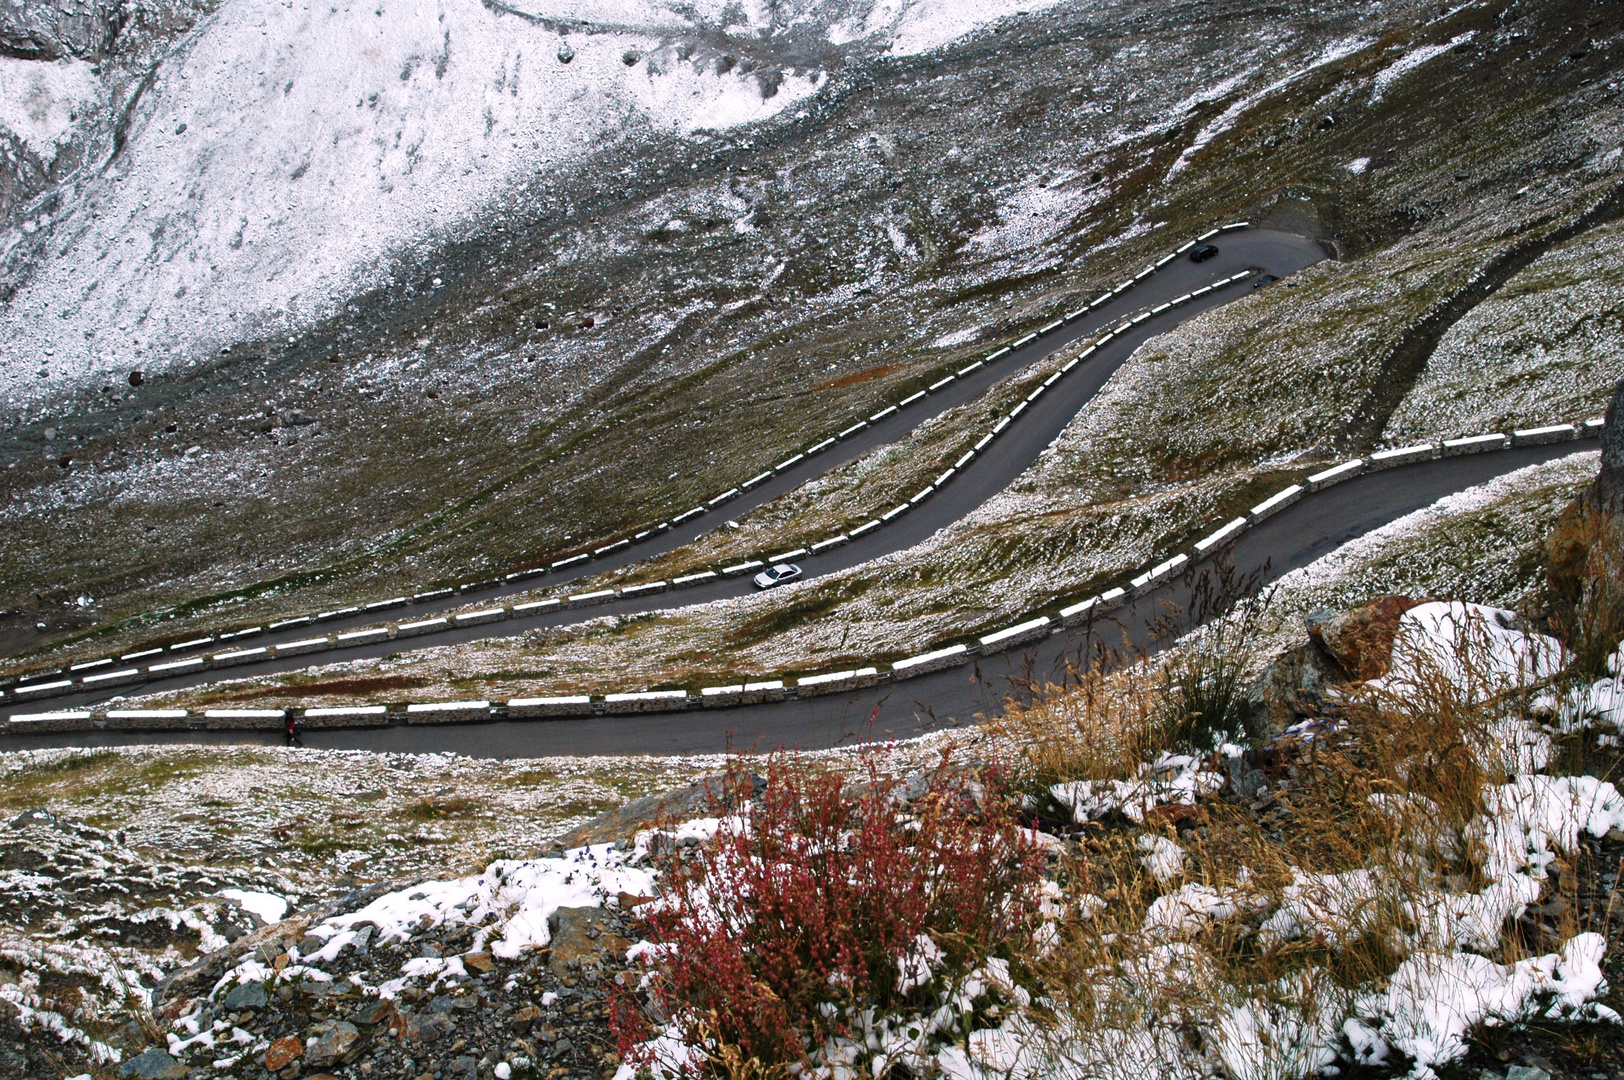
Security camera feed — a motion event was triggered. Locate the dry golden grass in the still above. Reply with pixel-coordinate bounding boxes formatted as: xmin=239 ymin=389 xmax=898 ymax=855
xmin=987 ymin=602 xmax=1623 ymax=1074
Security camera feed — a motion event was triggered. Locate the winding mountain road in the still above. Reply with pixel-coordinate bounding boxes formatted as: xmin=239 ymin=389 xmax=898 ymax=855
xmin=8 ymin=228 xmax=1321 ymax=709
xmin=6 ymin=227 xmax=1592 ymax=758
xmin=7 ymin=439 xmax=1590 ymax=756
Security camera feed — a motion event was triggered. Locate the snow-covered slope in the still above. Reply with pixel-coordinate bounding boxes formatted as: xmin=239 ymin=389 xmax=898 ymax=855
xmin=0 ymin=0 xmax=1063 ymax=402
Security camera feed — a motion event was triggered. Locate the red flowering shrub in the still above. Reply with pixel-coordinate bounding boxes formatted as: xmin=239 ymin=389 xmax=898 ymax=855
xmin=611 ymin=752 xmax=1047 ymax=1075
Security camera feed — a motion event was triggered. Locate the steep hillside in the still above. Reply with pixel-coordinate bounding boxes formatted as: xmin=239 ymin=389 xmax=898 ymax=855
xmin=0 ymin=0 xmax=1456 ymax=655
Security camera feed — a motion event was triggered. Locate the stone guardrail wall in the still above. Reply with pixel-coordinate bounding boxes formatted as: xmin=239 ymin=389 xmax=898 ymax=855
xmin=2 ymin=224 xmax=1259 ymax=706
xmin=6 ymin=417 xmax=1601 ymax=734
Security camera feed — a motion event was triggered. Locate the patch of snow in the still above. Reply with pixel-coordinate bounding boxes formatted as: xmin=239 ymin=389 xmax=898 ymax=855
xmin=1538 ymin=641 xmax=1624 ymax=731
xmin=964 ymin=173 xmax=1104 ymax=260
xmin=880 ymin=0 xmax=1067 ymax=57
xmin=1366 ymin=601 xmax=1568 ymax=698
xmin=310 ymin=841 xmax=655 ymax=964
xmin=1346 ymin=156 xmax=1371 ymax=174
xmin=1371 ymin=32 xmax=1475 ymax=102
xmin=1136 ymin=834 xmax=1184 ymax=884
xmin=217 ymin=888 xmax=289 ymax=925
xmin=1051 ymin=752 xmax=1224 ymax=824
xmin=1143 ymin=882 xmax=1258 ymax=939
xmin=0 ymin=56 xmax=100 ymax=160
xmin=1359 ymin=933 xmax=1616 ymax=1077
xmin=1166 ymin=36 xmax=1371 ymax=179
xmin=930 ymin=325 xmax=981 ymax=349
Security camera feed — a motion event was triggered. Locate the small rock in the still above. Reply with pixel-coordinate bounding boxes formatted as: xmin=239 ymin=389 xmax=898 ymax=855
xmin=223 ymin=981 xmax=268 ymax=1010
xmin=305 ymin=1020 xmax=362 ymax=1067
xmin=351 ymin=999 xmax=396 ymax=1026
xmin=462 ymin=950 xmax=495 ymax=973
xmin=1505 ymin=1068 xmax=1550 ymax=1080
xmin=403 ymin=1011 xmax=455 ymax=1043
xmin=510 ymin=1003 xmax=541 ymax=1033
xmin=1242 ymin=637 xmax=1348 ymax=738
xmin=119 ymin=1048 xmax=188 ymax=1080
xmin=548 ymin=907 xmax=629 ymax=975
xmin=265 ymin=1035 xmax=304 ymax=1072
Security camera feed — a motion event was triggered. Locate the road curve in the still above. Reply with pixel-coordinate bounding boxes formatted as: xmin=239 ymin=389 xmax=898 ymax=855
xmin=7 ymin=441 xmax=1591 ymax=756
xmin=13 ymin=228 xmax=1325 ymax=710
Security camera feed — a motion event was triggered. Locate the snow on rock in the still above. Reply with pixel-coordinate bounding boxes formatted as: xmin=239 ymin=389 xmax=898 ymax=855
xmin=1212 ymin=986 xmax=1345 ymax=1080
xmin=1257 ymin=869 xmax=1385 ymax=948
xmin=217 ymin=888 xmax=289 ymax=925
xmin=881 ymin=0 xmax=1068 ymax=57
xmin=1366 ymin=601 xmax=1568 ymax=698
xmin=1357 ymin=933 xmax=1618 ymax=1078
xmin=1472 ymin=774 xmax=1624 ymax=882
xmin=1051 ymin=752 xmax=1224 ymax=824
xmin=1135 ymin=834 xmax=1184 ymax=884
xmin=1142 ymin=882 xmax=1260 ymax=939
xmin=1538 ymin=641 xmax=1624 ymax=732
xmin=306 ymin=842 xmax=656 ymax=969
xmin=0 ymin=56 xmax=99 ymax=160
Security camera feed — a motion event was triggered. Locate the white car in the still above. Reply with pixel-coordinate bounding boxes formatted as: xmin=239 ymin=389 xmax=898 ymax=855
xmin=752 ymin=563 xmax=803 ymax=589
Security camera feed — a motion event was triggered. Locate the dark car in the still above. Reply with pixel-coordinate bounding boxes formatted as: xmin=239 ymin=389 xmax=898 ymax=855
xmin=1252 ymin=274 xmax=1279 ymax=289
xmin=752 ymin=563 xmax=803 ymax=589
xmin=1189 ymin=244 xmax=1219 ymax=263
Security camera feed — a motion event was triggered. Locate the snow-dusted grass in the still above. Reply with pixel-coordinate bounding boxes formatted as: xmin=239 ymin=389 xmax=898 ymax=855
xmin=0 ymin=744 xmax=717 ymax=891
xmin=1385 ymin=220 xmax=1624 ymax=444
xmin=130 ymin=599 xmax=1623 ymax=1080
xmin=978 ymin=607 xmax=1623 ymax=1079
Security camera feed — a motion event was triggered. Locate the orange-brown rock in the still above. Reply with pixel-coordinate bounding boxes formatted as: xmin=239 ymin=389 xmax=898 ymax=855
xmin=1306 ymin=595 xmax=1424 ymax=680
xmin=265 ymin=1034 xmax=303 ymax=1071
xmin=547 ymin=906 xmax=630 ymax=975
xmin=1143 ymin=802 xmax=1206 ymax=827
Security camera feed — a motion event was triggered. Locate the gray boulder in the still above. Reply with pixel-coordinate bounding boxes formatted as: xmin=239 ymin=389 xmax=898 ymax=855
xmin=221 ymin=981 xmax=267 ymax=1010
xmin=118 ymin=1047 xmax=187 ymax=1080
xmin=304 ymin=1019 xmax=362 ymax=1068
